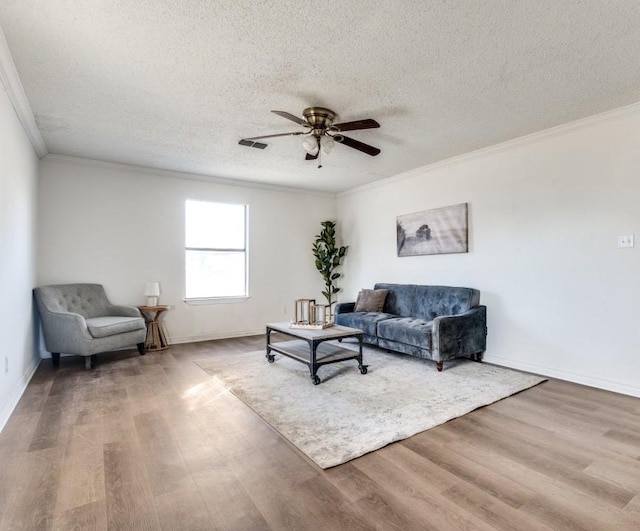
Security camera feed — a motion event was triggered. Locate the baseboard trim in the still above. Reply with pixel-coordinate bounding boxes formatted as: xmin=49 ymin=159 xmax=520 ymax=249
xmin=169 ymin=328 xmax=265 ymax=345
xmin=167 ymin=336 xmax=640 ymax=398
xmin=485 ymin=354 xmax=640 ymax=398
xmin=0 ymin=356 xmax=41 ymax=434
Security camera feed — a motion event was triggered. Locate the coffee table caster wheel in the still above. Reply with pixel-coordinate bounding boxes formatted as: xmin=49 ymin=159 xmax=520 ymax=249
xmin=312 ymin=375 xmax=321 ymax=385
xmin=266 ymin=354 xmax=275 ymax=363
xmin=359 ymin=365 xmax=368 ymax=375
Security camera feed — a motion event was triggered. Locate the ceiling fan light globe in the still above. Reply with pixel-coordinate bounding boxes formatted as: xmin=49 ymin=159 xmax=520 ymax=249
xmin=321 ymin=136 xmax=335 ymax=154
xmin=302 ymin=136 xmax=319 ymax=155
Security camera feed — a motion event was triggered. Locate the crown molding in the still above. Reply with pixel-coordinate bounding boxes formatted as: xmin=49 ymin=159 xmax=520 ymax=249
xmin=42 ymin=154 xmax=336 ymax=198
xmin=340 ymin=100 xmax=640 ymax=197
xmin=0 ymin=25 xmax=47 ymax=157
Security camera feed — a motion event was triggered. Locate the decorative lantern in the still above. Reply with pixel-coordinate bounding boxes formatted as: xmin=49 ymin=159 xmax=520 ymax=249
xmin=291 ymin=299 xmax=333 ymax=329
xmin=294 ymin=299 xmax=315 ymax=324
xmin=310 ymin=302 xmax=331 ymax=325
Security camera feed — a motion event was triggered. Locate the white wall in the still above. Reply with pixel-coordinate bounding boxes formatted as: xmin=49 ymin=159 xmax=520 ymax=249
xmin=37 ymin=156 xmax=335 ymax=344
xmin=337 ymin=105 xmax=640 ymax=397
xmin=0 ymin=81 xmax=39 ymax=430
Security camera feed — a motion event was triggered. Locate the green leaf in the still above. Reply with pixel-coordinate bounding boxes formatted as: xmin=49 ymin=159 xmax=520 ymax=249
xmin=313 ymin=220 xmax=347 ymax=305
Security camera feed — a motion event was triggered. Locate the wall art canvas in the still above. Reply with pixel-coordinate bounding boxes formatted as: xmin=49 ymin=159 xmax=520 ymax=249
xmin=396 ymin=203 xmax=468 ymax=257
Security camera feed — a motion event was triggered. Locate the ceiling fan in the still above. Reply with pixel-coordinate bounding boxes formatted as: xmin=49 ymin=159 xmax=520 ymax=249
xmin=239 ymin=107 xmax=381 ymax=166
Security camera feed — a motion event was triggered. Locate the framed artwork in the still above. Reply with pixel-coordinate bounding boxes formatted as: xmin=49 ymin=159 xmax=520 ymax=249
xmin=396 ymin=203 xmax=468 ymax=257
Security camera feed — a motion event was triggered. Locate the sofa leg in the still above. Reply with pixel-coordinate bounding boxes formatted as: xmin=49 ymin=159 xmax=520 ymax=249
xmin=436 ymin=361 xmax=443 ymax=372
xmin=85 ymin=356 xmax=92 ymax=370
xmin=137 ymin=342 xmax=145 ymax=356
xmin=51 ymin=353 xmax=60 ymax=368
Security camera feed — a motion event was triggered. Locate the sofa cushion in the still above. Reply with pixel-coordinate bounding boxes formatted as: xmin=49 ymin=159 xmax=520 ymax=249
xmin=374 ymin=283 xmax=480 ymax=320
xmin=377 ymin=317 xmax=433 ymax=350
xmin=335 ymin=311 xmax=395 ymax=337
xmin=374 ymin=283 xmax=417 ymax=317
xmin=86 ymin=316 xmax=145 ymax=338
xmin=354 ymin=289 xmax=389 ymax=313
xmin=414 ymin=285 xmax=479 ymax=320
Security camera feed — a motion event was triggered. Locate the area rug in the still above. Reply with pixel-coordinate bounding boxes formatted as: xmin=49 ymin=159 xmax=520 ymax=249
xmin=196 ymin=345 xmax=545 ymax=468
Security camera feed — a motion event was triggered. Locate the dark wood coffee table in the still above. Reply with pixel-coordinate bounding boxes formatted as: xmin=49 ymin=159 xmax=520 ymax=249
xmin=266 ymin=322 xmax=367 ymax=385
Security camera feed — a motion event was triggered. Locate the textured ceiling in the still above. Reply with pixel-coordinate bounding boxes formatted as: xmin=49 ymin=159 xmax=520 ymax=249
xmin=1 ymin=1 xmax=640 ymax=193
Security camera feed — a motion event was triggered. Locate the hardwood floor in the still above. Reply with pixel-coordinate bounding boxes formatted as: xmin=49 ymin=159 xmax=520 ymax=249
xmin=1 ymin=336 xmax=639 ymax=530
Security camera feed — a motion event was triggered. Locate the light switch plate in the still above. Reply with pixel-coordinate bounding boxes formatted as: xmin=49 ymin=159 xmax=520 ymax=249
xmin=618 ymin=234 xmax=634 ymax=248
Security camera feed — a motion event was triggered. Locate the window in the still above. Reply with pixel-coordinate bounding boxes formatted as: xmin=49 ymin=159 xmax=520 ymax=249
xmin=185 ymin=200 xmax=247 ymax=299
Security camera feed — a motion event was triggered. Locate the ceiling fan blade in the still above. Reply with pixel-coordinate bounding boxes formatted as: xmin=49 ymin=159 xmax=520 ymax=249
xmin=334 ymin=135 xmax=381 ymax=156
xmin=238 ymin=139 xmax=267 ymax=149
xmin=271 ymin=110 xmax=307 ymax=125
xmin=305 ymin=152 xmax=318 ymax=160
xmin=241 ymin=131 xmax=305 ymax=141
xmin=332 ymin=119 xmax=380 ymax=132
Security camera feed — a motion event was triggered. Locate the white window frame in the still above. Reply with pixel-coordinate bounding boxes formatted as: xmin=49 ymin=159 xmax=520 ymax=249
xmin=184 ymin=200 xmax=249 ymax=302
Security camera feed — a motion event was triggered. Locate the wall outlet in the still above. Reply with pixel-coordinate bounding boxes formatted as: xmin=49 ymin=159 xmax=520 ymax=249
xmin=618 ymin=234 xmax=634 ymax=248
xmin=282 ymin=306 xmax=287 ymax=315
xmin=4 ymin=356 xmax=7 ymax=374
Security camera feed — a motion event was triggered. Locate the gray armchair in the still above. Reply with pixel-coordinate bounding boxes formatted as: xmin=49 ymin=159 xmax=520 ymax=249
xmin=34 ymin=283 xmax=147 ymax=369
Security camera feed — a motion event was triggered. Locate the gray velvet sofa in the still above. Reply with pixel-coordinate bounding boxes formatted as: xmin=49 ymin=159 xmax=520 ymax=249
xmin=34 ymin=283 xmax=147 ymax=369
xmin=335 ymin=283 xmax=487 ymax=371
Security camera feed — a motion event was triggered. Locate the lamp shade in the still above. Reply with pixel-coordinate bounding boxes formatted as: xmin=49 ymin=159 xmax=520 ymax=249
xmin=302 ymin=136 xmax=319 ymax=155
xmin=144 ymin=281 xmax=160 ymax=297
xmin=321 ymin=136 xmax=335 ymax=154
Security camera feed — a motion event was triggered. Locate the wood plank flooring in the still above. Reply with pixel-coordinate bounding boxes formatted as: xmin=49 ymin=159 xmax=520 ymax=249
xmin=1 ymin=336 xmax=639 ymax=530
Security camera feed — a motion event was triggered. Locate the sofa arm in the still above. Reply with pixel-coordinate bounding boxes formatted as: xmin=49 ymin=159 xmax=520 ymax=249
xmin=106 ymin=304 xmax=143 ymax=318
xmin=432 ymin=306 xmax=487 ymax=361
xmin=335 ymin=302 xmax=356 ymax=315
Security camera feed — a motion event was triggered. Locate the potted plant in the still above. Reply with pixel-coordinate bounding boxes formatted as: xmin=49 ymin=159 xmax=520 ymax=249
xmin=312 ymin=221 xmax=348 ymax=314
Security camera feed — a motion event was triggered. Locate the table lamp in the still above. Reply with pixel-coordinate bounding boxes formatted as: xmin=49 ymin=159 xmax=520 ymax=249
xmin=144 ymin=281 xmax=160 ymax=306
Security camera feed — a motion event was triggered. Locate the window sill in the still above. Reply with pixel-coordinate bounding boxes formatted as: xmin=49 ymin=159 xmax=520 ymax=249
xmin=183 ymin=296 xmax=250 ymax=306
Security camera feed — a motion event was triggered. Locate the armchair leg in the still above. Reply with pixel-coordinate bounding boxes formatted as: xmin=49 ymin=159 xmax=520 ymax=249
xmin=137 ymin=342 xmax=145 ymax=356
xmin=84 ymin=355 xmax=97 ymax=370
xmin=436 ymin=361 xmax=443 ymax=372
xmin=51 ymin=353 xmax=60 ymax=368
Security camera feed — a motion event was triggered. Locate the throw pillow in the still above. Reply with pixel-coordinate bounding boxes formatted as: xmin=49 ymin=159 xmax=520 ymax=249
xmin=355 ymin=289 xmax=389 ymax=313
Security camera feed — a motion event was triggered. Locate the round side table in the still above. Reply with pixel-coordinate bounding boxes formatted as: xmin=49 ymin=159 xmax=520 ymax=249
xmin=138 ymin=305 xmax=170 ymax=352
